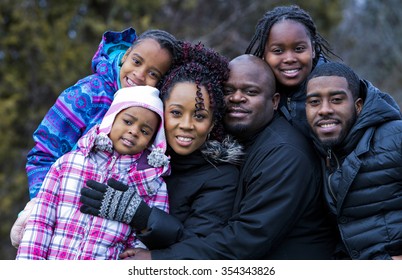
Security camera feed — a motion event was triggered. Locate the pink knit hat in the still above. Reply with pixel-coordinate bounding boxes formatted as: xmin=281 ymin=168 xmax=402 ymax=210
xmin=99 ymin=86 xmax=166 ymax=154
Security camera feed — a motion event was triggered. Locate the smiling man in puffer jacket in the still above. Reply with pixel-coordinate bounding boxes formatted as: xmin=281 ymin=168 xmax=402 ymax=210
xmin=305 ymin=61 xmax=402 ymax=259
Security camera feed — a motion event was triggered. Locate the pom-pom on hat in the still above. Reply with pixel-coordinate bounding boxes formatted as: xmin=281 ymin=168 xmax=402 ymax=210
xmin=99 ymin=86 xmax=166 ymax=154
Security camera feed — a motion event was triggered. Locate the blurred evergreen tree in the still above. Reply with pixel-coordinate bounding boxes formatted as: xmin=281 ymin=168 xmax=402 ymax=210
xmin=152 ymin=0 xmax=342 ymax=58
xmin=332 ymin=0 xmax=402 ymax=106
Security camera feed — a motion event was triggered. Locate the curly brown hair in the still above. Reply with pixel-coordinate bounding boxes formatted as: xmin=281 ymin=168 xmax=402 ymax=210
xmin=160 ymin=41 xmax=230 ymax=141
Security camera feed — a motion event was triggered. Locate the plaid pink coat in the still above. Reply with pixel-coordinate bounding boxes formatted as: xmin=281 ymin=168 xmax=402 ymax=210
xmin=16 ymin=125 xmax=169 ymax=259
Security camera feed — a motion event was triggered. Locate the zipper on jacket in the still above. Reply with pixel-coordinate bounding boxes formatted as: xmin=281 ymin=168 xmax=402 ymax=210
xmin=326 ymin=148 xmax=332 ymax=168
xmin=108 ymin=155 xmax=117 ymax=171
xmin=287 ymin=97 xmax=291 ymax=111
xmin=326 ymin=148 xmax=340 ymax=202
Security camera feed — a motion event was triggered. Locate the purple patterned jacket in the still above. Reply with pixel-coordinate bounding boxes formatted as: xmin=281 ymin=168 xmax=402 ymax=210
xmin=26 ymin=28 xmax=136 ymax=198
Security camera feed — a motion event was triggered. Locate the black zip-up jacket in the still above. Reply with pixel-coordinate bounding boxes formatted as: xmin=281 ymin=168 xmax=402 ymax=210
xmin=133 ymin=136 xmax=243 ymax=250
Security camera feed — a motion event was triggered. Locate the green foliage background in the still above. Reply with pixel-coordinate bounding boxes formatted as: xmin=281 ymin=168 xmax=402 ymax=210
xmin=1 ymin=0 xmax=400 ymax=259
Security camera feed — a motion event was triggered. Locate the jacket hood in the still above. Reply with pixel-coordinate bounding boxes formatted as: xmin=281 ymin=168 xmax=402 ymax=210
xmin=78 ymin=124 xmax=170 ymax=177
xmin=99 ymin=86 xmax=167 ymax=154
xmin=341 ymin=80 xmax=401 ymax=151
xmin=91 ymin=28 xmax=136 ymax=73
xmin=91 ymin=28 xmax=136 ymax=90
xmin=352 ymin=80 xmax=401 ymax=130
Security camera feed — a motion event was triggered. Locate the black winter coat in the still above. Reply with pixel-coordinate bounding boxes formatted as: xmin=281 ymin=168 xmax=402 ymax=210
xmin=151 ymin=115 xmax=336 ymax=259
xmin=312 ymin=81 xmax=402 ymax=259
xmin=135 ymin=137 xmax=243 ymax=250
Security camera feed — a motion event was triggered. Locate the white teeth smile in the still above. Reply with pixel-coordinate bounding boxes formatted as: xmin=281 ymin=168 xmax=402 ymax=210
xmin=126 ymin=78 xmax=137 ymax=86
xmin=283 ymin=69 xmax=298 ymax=74
xmin=320 ymin=123 xmax=336 ymax=128
xmin=177 ymin=136 xmax=192 ymax=142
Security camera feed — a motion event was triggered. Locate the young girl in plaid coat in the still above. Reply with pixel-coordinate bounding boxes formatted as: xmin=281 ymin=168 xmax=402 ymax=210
xmin=16 ymin=86 xmax=170 ymax=259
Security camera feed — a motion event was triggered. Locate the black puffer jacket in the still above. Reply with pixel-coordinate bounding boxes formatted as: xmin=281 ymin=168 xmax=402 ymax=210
xmin=134 ymin=136 xmax=243 ymax=250
xmin=312 ymin=80 xmax=402 ymax=259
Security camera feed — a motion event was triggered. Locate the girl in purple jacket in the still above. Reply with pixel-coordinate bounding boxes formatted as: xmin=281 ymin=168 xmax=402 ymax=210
xmin=26 ymin=27 xmax=179 ymax=198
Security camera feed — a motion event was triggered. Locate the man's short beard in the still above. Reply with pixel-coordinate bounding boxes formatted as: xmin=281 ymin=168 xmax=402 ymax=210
xmin=224 ymin=123 xmax=248 ymax=138
xmin=321 ymin=139 xmax=340 ymax=149
xmin=320 ymin=110 xmax=358 ymax=149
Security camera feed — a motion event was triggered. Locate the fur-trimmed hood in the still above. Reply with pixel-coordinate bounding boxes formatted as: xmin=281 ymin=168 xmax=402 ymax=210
xmin=167 ymin=135 xmax=244 ymax=173
xmin=201 ymin=135 xmax=244 ymax=166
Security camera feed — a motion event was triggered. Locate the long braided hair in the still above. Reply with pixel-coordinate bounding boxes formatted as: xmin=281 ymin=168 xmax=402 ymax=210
xmin=160 ymin=41 xmax=229 ymax=142
xmin=245 ymin=5 xmax=337 ymax=68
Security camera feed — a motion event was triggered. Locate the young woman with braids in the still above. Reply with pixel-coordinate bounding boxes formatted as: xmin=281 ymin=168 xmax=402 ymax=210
xmin=79 ymin=41 xmax=244 ymax=256
xmin=246 ymin=5 xmax=339 ymax=136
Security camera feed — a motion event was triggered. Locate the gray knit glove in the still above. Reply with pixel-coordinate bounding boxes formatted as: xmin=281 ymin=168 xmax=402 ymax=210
xmin=80 ymin=178 xmax=141 ymax=224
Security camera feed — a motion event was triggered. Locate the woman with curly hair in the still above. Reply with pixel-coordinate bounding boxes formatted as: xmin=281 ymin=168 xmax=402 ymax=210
xmin=80 ymin=41 xmax=244 ymax=257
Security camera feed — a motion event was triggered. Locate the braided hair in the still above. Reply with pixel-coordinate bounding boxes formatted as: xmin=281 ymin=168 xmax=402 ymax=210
xmin=160 ymin=41 xmax=229 ymax=142
xmin=245 ymin=5 xmax=337 ymax=68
